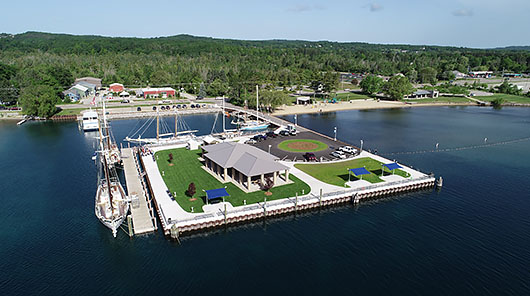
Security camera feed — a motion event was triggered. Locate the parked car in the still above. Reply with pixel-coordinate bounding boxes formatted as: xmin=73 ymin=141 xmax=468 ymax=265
xmin=304 ymin=152 xmax=317 ymax=161
xmin=190 ymin=104 xmax=196 ymax=108
xmin=339 ymin=146 xmax=357 ymax=154
xmin=266 ymin=131 xmax=277 ymax=138
xmin=279 ymin=130 xmax=290 ymax=136
xmin=152 ymin=106 xmax=157 ymax=111
xmin=331 ymin=150 xmax=346 ymax=159
xmin=176 ymin=104 xmax=182 ymax=109
xmin=196 ymin=96 xmax=204 ymax=100
xmin=121 ymin=99 xmax=130 ymax=103
xmin=160 ymin=106 xmax=166 ymax=110
xmin=245 ymin=139 xmax=257 ymax=144
xmin=137 ymin=107 xmax=142 ymax=111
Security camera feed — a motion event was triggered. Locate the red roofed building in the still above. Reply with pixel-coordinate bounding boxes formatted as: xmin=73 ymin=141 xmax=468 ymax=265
xmin=109 ymin=83 xmax=124 ymax=93
xmin=141 ymin=87 xmax=176 ymax=98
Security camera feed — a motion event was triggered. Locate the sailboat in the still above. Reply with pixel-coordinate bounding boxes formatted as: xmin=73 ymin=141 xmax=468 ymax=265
xmin=125 ymin=109 xmax=197 ymax=144
xmin=95 ymin=110 xmax=129 ymax=238
xmin=237 ymin=85 xmax=269 ymax=131
xmin=100 ymin=102 xmax=122 ymax=168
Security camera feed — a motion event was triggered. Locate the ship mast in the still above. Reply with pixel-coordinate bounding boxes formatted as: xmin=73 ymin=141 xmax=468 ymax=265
xmin=256 ymin=85 xmax=259 ymax=121
xmin=99 ymin=101 xmax=113 ymax=212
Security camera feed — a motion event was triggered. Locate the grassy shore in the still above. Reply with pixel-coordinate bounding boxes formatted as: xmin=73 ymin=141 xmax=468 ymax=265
xmin=475 ymin=94 xmax=530 ymax=104
xmin=155 ymin=148 xmax=310 ymax=213
xmin=295 ymin=157 xmax=410 ymax=187
xmin=404 ymin=96 xmax=473 ymax=104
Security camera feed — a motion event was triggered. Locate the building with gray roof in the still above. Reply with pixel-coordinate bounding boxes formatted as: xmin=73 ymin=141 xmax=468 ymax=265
xmin=202 ymin=142 xmax=290 ymax=191
xmin=74 ymin=77 xmax=102 ymax=88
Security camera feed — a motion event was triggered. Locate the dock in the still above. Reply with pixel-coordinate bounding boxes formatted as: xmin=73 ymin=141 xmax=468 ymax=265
xmin=122 ymin=147 xmax=157 ymax=235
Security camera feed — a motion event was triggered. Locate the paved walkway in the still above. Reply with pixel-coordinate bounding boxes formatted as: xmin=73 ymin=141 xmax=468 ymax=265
xmin=122 ymin=148 xmax=156 ymax=234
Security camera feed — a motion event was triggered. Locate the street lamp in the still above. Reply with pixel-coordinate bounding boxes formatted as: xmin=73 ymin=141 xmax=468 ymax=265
xmin=294 ymin=114 xmax=297 ymax=126
xmin=334 ymin=127 xmax=337 ymax=141
xmin=348 ymin=168 xmax=351 ymax=182
xmin=268 ymin=144 xmax=271 ymax=154
xmin=360 ymin=139 xmax=364 ymax=151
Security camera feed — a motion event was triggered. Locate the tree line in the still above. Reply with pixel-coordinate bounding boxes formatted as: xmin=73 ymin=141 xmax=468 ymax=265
xmin=1 ymin=32 xmax=530 ymax=116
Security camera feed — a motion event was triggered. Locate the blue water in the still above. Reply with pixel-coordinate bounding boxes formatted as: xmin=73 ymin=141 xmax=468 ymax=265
xmin=1 ymin=107 xmax=529 ymax=295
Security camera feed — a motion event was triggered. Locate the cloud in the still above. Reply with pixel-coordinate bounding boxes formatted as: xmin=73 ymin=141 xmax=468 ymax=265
xmin=452 ymin=8 xmax=473 ymax=16
xmin=287 ymin=4 xmax=326 ymax=13
xmin=370 ymin=3 xmax=383 ymax=12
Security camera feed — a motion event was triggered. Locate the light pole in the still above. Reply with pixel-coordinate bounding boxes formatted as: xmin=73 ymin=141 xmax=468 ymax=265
xmin=268 ymin=144 xmax=271 ymax=154
xmin=360 ymin=139 xmax=364 ymax=151
xmin=294 ymin=114 xmax=297 ymax=126
xmin=348 ymin=168 xmax=351 ymax=182
xmin=334 ymin=127 xmax=337 ymax=141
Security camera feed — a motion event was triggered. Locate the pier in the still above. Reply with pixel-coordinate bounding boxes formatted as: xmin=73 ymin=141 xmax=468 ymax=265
xmin=122 ymin=147 xmax=157 ymax=235
xmin=121 ymin=105 xmax=437 ymax=238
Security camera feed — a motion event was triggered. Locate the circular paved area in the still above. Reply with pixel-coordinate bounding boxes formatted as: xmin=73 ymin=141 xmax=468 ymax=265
xmin=278 ymin=139 xmax=328 ymax=152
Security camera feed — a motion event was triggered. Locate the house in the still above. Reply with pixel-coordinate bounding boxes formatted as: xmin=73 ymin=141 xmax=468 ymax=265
xmin=140 ymin=87 xmax=176 ymax=99
xmin=61 ymin=89 xmax=81 ymax=101
xmin=74 ymin=77 xmax=102 ymax=88
xmin=404 ymin=90 xmax=439 ymax=99
xmin=109 ymin=83 xmax=125 ymax=93
xmin=202 ymin=142 xmax=290 ymax=192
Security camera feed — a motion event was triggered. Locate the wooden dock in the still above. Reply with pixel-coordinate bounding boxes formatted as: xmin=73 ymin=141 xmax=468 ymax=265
xmin=122 ymin=147 xmax=157 ymax=235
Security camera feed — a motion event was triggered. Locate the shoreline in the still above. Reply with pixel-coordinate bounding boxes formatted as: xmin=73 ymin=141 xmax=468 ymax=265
xmin=272 ymin=100 xmax=477 ymax=116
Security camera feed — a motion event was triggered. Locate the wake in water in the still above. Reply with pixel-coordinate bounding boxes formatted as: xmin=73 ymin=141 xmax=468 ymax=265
xmin=381 ymin=136 xmax=530 ymax=156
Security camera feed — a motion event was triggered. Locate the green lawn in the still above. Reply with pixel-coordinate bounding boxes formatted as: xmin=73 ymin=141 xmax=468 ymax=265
xmin=155 ymin=148 xmax=310 ymax=213
xmin=55 ymin=108 xmax=85 ymax=116
xmin=277 ymin=139 xmax=328 ymax=152
xmin=333 ymin=92 xmax=373 ymax=101
xmin=295 ymin=157 xmax=410 ymax=187
xmin=403 ymin=96 xmax=473 ymax=104
xmin=475 ymin=94 xmax=530 ymax=104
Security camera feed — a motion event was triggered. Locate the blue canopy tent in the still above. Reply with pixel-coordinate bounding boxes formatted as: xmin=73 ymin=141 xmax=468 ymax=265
xmin=348 ymin=167 xmax=371 ymax=181
xmin=382 ymin=163 xmax=403 ymax=175
xmin=204 ymin=187 xmax=229 ymax=204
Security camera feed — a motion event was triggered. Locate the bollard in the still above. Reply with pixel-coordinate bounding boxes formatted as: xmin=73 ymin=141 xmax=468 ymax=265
xmin=191 ymin=207 xmax=194 ymax=213
xmin=243 ymin=200 xmax=246 ymax=205
xmin=295 ymin=192 xmax=298 ymax=212
xmin=127 ymin=215 xmax=133 ymax=237
xmin=319 ymin=188 xmax=322 ymax=207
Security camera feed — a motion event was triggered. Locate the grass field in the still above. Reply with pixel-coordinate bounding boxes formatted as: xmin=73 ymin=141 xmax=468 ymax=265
xmin=295 ymin=157 xmax=410 ymax=187
xmin=475 ymin=94 xmax=530 ymax=104
xmin=55 ymin=108 xmax=85 ymax=116
xmin=333 ymin=92 xmax=373 ymax=101
xmin=403 ymin=96 xmax=473 ymax=104
xmin=155 ymin=148 xmax=310 ymax=213
xmin=277 ymin=139 xmax=328 ymax=152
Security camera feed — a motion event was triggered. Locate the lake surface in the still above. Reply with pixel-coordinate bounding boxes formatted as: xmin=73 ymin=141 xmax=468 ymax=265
xmin=1 ymin=107 xmax=529 ymax=295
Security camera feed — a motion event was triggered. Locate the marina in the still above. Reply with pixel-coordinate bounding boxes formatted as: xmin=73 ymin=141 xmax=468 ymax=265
xmin=116 ymin=104 xmax=436 ymax=238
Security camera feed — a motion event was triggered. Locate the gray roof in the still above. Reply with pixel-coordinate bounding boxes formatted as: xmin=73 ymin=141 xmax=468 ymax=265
xmin=75 ymin=77 xmax=102 ymax=87
xmin=203 ymin=142 xmax=288 ymax=176
xmin=76 ymin=81 xmax=97 ymax=89
xmin=414 ymin=90 xmax=433 ymax=95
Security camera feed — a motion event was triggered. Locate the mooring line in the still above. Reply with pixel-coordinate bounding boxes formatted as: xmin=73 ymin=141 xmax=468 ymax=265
xmin=380 ymin=136 xmax=530 ymax=156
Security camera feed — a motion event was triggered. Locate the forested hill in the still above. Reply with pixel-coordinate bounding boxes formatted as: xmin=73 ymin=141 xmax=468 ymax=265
xmin=1 ymin=31 xmax=530 ymax=115
xmin=1 ymin=31 xmax=463 ymax=54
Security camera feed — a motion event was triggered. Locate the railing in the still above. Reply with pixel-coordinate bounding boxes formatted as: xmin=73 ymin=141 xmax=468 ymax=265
xmin=168 ymin=174 xmax=435 ymax=227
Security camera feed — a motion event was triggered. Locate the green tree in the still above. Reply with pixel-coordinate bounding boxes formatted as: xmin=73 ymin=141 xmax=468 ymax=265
xmin=19 ymin=85 xmax=57 ymax=117
xmin=359 ymin=75 xmax=384 ymax=95
xmin=198 ymin=82 xmax=207 ymax=98
xmin=383 ymin=76 xmax=414 ymax=100
xmin=419 ymin=67 xmax=438 ymax=85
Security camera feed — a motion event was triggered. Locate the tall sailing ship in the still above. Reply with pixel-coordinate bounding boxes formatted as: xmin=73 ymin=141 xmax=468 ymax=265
xmin=95 ymin=103 xmax=129 ymax=237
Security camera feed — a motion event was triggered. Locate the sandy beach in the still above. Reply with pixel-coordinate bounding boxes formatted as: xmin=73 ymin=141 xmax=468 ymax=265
xmin=272 ymin=99 xmax=474 ymax=116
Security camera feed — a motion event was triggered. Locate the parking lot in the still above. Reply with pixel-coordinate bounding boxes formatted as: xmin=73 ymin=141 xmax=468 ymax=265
xmin=252 ymin=130 xmax=358 ymax=161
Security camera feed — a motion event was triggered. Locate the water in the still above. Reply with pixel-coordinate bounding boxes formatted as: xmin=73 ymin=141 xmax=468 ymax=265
xmin=1 ymin=107 xmax=529 ymax=295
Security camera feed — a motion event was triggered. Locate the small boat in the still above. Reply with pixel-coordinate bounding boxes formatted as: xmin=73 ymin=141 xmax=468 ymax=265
xmin=239 ymin=121 xmax=269 ymax=131
xmin=17 ymin=119 xmax=27 ymax=126
xmin=81 ymin=110 xmax=98 ymax=131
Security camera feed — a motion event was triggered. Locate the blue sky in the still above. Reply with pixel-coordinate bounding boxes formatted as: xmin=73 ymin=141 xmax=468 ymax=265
xmin=2 ymin=0 xmax=529 ymax=48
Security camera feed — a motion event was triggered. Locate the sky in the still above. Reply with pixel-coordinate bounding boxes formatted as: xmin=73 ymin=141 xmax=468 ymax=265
xmin=1 ymin=0 xmax=529 ymax=48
